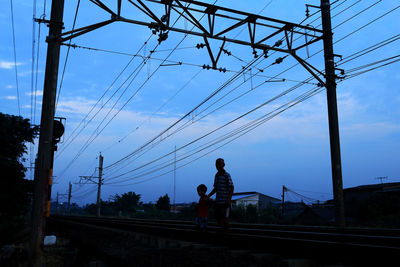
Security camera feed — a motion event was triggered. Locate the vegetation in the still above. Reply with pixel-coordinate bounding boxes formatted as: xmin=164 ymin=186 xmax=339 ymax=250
xmin=357 ymin=194 xmax=400 ymax=228
xmin=54 ymin=187 xmax=400 ymax=228
xmin=0 ymin=113 xmax=38 ymax=244
xmin=156 ymin=194 xmax=171 ymax=211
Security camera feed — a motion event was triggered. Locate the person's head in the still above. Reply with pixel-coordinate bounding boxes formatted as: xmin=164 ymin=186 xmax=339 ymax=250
xmin=197 ymin=184 xmax=207 ymax=196
xmin=215 ymin=158 xmax=225 ymax=172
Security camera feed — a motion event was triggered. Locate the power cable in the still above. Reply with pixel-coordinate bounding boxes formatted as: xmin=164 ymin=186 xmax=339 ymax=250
xmin=104 ymin=74 xmax=316 ymax=182
xmin=105 ymin=84 xmax=325 ymax=186
xmin=9 ymin=0 xmax=21 ymax=116
xmin=101 ymin=68 xmax=204 ymax=153
xmin=57 ymin=1 xmax=199 ymax=178
xmin=337 ymin=34 xmax=400 ymax=66
xmin=33 ymin=0 xmax=47 ymax=126
xmin=102 ymin=0 xmax=373 ymax=171
xmin=103 ymin=55 xmax=263 ymax=171
xmin=103 ymin=2 xmax=400 ymax=186
xmin=55 ymin=0 xmax=81 ymax=111
xmin=56 ymin=36 xmax=152 ymax=158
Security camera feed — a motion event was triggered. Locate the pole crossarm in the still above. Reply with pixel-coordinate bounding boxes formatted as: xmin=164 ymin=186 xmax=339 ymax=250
xmin=58 ymin=19 xmax=115 ymax=43
xmin=78 ymin=175 xmax=100 ymax=184
xmin=55 ymin=0 xmax=324 ymax=65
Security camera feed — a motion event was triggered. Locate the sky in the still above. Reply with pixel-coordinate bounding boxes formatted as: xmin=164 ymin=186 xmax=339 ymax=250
xmin=1 ymin=0 xmax=399 ymax=206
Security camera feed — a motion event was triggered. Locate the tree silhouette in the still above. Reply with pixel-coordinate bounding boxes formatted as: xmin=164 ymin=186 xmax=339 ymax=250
xmin=0 ymin=113 xmax=38 ymax=219
xmin=112 ymin=192 xmax=142 ymax=214
xmin=156 ymin=194 xmax=171 ymax=211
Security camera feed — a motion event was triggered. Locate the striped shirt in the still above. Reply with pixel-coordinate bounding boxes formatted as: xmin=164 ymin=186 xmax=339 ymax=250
xmin=214 ymin=171 xmax=233 ymax=204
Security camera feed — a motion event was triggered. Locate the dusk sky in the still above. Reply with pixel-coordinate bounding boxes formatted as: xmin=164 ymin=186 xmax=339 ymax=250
xmin=1 ymin=0 xmax=399 ymax=206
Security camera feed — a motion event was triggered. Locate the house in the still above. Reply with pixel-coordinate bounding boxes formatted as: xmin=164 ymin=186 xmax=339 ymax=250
xmin=292 ymin=203 xmax=335 ymax=225
xmin=231 ymin=192 xmax=281 ymax=210
xmin=343 ymin=182 xmax=400 ymax=216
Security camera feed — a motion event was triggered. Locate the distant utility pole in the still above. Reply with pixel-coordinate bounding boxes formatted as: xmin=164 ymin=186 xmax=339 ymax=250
xmin=281 ymin=185 xmax=286 ymax=217
xmin=56 ymin=192 xmax=59 ymax=214
xmin=375 ymin=176 xmax=388 ymax=184
xmin=29 ymin=0 xmax=65 ymax=265
xmin=78 ymin=153 xmax=104 ymax=217
xmin=97 ymin=153 xmax=103 ymax=217
xmin=67 ymin=182 xmax=72 ymax=213
xmin=173 ymin=145 xmax=176 ymax=211
xmin=321 ymin=0 xmax=345 ymax=227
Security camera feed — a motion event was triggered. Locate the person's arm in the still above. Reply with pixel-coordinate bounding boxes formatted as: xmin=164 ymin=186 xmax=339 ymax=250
xmin=208 ymin=188 xmax=216 ymax=198
xmin=227 ymin=185 xmax=234 ymax=205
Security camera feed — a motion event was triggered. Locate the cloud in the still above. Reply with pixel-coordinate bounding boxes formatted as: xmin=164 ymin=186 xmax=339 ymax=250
xmin=18 ymin=70 xmax=42 ymax=77
xmin=0 ymin=61 xmax=22 ymax=69
xmin=26 ymin=90 xmax=43 ymax=96
xmin=6 ymin=85 xmax=13 ymax=89
xmin=342 ymin=122 xmax=400 ymax=139
xmin=5 ymin=96 xmax=17 ymax=100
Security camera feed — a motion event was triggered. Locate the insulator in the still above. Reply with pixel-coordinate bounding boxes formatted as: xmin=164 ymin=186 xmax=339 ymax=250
xmin=196 ymin=43 xmax=205 ymax=49
xmin=275 ymin=57 xmax=283 ymax=64
xmin=158 ymin=32 xmax=168 ymax=43
xmin=252 ymin=49 xmax=258 ymax=58
xmin=274 ymin=40 xmax=283 ymax=47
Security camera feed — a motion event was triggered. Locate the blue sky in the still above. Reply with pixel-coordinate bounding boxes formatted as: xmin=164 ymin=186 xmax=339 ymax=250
xmin=1 ymin=0 xmax=399 ymax=206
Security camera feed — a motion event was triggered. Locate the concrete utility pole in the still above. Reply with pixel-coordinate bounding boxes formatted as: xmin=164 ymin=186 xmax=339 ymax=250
xmin=56 ymin=192 xmax=59 ymax=214
xmin=281 ymin=185 xmax=286 ymax=217
xmin=29 ymin=0 xmax=65 ymax=265
xmin=67 ymin=182 xmax=72 ymax=213
xmin=96 ymin=153 xmax=103 ymax=217
xmin=321 ymin=0 xmax=345 ymax=227
xmin=173 ymin=145 xmax=176 ymax=211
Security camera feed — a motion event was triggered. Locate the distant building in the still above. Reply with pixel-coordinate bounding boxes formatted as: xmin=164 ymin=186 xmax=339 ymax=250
xmin=231 ymin=192 xmax=281 ymax=210
xmin=343 ymin=182 xmax=400 ymax=216
xmin=171 ymin=202 xmax=193 ymax=213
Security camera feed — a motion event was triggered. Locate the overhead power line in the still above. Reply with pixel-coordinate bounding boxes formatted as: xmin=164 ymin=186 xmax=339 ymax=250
xmin=55 ymin=0 xmax=81 ymax=110
xmin=56 ymin=37 xmax=152 ymax=159
xmin=103 ymin=0 xmax=393 ymax=173
xmin=57 ymin=1 xmax=199 ymax=179
xmin=104 ymin=49 xmax=398 ymax=187
xmin=9 ymin=0 xmax=21 ymax=116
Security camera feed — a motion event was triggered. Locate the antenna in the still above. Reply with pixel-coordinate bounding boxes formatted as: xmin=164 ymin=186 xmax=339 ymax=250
xmin=375 ymin=176 xmax=388 ymax=184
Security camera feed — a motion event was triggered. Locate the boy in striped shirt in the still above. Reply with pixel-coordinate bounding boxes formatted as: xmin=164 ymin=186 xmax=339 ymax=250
xmin=208 ymin=158 xmax=234 ymax=232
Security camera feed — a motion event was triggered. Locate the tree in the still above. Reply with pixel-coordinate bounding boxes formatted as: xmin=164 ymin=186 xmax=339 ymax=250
xmin=0 ymin=113 xmax=38 ymax=219
xmin=112 ymin=192 xmax=141 ymax=214
xmin=246 ymin=204 xmax=258 ymax=222
xmin=156 ymin=194 xmax=171 ymax=211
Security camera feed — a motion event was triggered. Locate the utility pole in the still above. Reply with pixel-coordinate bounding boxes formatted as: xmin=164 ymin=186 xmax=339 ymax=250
xmin=29 ymin=0 xmax=65 ymax=265
xmin=375 ymin=176 xmax=388 ymax=184
xmin=96 ymin=153 xmax=103 ymax=217
xmin=77 ymin=154 xmax=103 ymax=216
xmin=67 ymin=182 xmax=72 ymax=213
xmin=173 ymin=145 xmax=176 ymax=211
xmin=56 ymin=192 xmax=59 ymax=214
xmin=281 ymin=185 xmax=286 ymax=217
xmin=321 ymin=0 xmax=345 ymax=227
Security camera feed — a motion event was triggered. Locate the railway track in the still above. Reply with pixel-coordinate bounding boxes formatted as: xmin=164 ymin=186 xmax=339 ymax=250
xmin=49 ymin=215 xmax=400 ymax=266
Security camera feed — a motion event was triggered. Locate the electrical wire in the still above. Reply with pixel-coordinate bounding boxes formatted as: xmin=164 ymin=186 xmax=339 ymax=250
xmin=60 ymin=0 xmax=397 ymax=190
xmin=56 ymin=36 xmax=152 ymax=158
xmin=57 ymin=1 xmax=199 ymax=179
xmin=105 ymin=84 xmax=325 ymax=186
xmin=9 ymin=0 xmax=21 ymax=116
xmin=103 ymin=55 xmax=263 ymax=171
xmin=55 ymin=0 xmax=81 ymax=110
xmin=104 ymin=74 xmax=317 ymax=182
xmin=104 ymin=27 xmax=400 ymax=185
xmin=337 ymin=33 xmax=400 ymax=66
xmin=102 ymin=0 xmax=382 ymax=172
